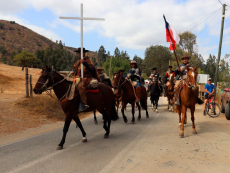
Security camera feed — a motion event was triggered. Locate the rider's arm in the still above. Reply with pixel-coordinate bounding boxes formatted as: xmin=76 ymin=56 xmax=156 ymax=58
xmin=82 ymin=61 xmax=96 ymax=75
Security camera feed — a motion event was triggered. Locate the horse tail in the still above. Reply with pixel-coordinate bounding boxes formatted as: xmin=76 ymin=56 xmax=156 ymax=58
xmin=111 ymin=97 xmax=119 ymax=121
xmin=140 ymin=86 xmax=147 ymax=110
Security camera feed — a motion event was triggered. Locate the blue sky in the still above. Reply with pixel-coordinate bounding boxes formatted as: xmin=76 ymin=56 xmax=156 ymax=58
xmin=0 ymin=0 xmax=230 ymax=61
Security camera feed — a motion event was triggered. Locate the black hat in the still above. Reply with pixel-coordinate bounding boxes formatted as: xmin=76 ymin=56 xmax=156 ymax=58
xmin=74 ymin=47 xmax=89 ymax=53
xmin=151 ymin=67 xmax=157 ymax=70
xmin=169 ymin=65 xmax=172 ymax=68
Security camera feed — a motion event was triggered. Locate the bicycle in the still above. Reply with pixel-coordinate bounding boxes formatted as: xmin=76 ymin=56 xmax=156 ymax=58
xmin=205 ymin=95 xmax=220 ymax=118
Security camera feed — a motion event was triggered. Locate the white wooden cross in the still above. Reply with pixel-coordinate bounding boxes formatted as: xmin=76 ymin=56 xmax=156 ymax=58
xmin=59 ymin=3 xmax=105 ymax=78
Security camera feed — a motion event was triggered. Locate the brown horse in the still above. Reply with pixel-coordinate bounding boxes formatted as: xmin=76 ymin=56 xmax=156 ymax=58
xmin=166 ymin=72 xmax=175 ymax=111
xmin=175 ymin=66 xmax=198 ymax=138
xmin=113 ymin=71 xmax=149 ymax=124
xmin=33 ymin=67 xmax=118 ymax=149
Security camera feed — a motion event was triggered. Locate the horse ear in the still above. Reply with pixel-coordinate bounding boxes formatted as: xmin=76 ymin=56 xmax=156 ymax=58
xmin=194 ymin=67 xmax=198 ymax=71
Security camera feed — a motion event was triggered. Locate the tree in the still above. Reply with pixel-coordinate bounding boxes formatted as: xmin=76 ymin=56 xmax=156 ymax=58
xmin=204 ymin=54 xmax=216 ymax=80
xmin=144 ymin=45 xmax=172 ymax=77
xmin=179 ymin=31 xmax=197 ymax=55
xmin=121 ymin=50 xmax=130 ymax=60
xmin=103 ymin=56 xmax=130 ymax=78
xmin=114 ymin=47 xmax=121 ymax=57
xmin=97 ymin=45 xmax=107 ymax=67
xmin=13 ymin=51 xmax=41 ymax=67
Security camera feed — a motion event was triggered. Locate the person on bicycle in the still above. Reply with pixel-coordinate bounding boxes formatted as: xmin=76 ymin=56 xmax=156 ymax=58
xmin=203 ymin=78 xmax=215 ymax=116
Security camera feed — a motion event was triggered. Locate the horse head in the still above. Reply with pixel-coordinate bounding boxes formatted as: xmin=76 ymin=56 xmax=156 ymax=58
xmin=169 ymin=72 xmax=175 ymax=82
xmin=33 ymin=66 xmax=57 ymax=94
xmin=186 ymin=66 xmax=198 ymax=91
xmin=112 ymin=70 xmax=125 ymax=89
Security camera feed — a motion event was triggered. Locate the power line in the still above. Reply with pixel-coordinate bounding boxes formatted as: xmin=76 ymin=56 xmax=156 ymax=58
xmin=196 ymin=8 xmax=221 ymax=37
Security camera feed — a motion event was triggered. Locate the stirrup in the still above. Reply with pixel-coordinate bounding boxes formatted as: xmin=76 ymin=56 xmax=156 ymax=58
xmin=78 ymin=103 xmax=89 ymax=112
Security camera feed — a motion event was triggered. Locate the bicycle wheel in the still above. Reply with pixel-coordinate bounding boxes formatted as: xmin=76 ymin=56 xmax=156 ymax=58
xmin=206 ymin=103 xmax=220 ymax=118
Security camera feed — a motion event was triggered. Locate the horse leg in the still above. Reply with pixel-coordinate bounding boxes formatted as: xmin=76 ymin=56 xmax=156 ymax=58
xmin=57 ymin=117 xmax=72 ymax=150
xmin=93 ymin=110 xmax=98 ymax=124
xmin=121 ymin=102 xmax=128 ymax=123
xmin=131 ymin=102 xmax=135 ymax=124
xmin=73 ymin=116 xmax=87 ymax=142
xmin=172 ymin=96 xmax=175 ymax=112
xmin=179 ymin=105 xmax=187 ymax=138
xmin=191 ymin=107 xmax=197 ymax=134
xmin=155 ymin=97 xmax=159 ymax=113
xmin=104 ymin=116 xmax=111 ymax=138
xmin=184 ymin=112 xmax=187 ymax=124
xmin=178 ymin=106 xmax=182 ymax=128
xmin=136 ymin=102 xmax=141 ymax=120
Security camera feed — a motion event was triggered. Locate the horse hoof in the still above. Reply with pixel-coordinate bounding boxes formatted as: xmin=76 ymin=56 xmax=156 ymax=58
xmin=94 ymin=120 xmax=98 ymax=124
xmin=76 ymin=125 xmax=78 ymax=128
xmin=82 ymin=137 xmax=87 ymax=143
xmin=146 ymin=115 xmax=149 ymax=118
xmin=104 ymin=134 xmax=109 ymax=138
xmin=131 ymin=121 xmax=135 ymax=124
xmin=138 ymin=117 xmax=141 ymax=121
xmin=155 ymin=110 xmax=158 ymax=113
xmin=179 ymin=132 xmax=184 ymax=138
xmin=102 ymin=119 xmax=104 ymax=123
xmin=192 ymin=130 xmax=197 ymax=134
xmin=56 ymin=146 xmax=63 ymax=150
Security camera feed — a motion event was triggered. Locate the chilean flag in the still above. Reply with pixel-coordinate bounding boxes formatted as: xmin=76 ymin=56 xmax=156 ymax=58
xmin=163 ymin=16 xmax=180 ymax=50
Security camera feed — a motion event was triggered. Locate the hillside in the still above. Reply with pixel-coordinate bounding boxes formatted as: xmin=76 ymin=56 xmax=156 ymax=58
xmin=0 ymin=20 xmax=98 ymax=59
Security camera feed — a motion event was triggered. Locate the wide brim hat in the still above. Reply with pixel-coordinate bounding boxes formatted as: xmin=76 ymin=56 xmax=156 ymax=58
xmin=169 ymin=65 xmax=172 ymax=68
xmin=208 ymin=78 xmax=212 ymax=81
xmin=181 ymin=55 xmax=191 ymax=60
xmin=151 ymin=67 xmax=157 ymax=70
xmin=97 ymin=67 xmax=104 ymax=70
xmin=74 ymin=47 xmax=89 ymax=53
xmin=130 ymin=60 xmax=137 ymax=64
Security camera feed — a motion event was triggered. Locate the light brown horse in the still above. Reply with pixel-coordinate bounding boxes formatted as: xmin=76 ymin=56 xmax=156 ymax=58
xmin=175 ymin=66 xmax=198 ymax=138
xmin=33 ymin=67 xmax=118 ymax=149
xmin=166 ymin=72 xmax=175 ymax=111
xmin=113 ymin=71 xmax=149 ymax=124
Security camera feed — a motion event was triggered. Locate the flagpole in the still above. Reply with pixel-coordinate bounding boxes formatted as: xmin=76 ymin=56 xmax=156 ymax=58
xmin=163 ymin=14 xmax=181 ymax=74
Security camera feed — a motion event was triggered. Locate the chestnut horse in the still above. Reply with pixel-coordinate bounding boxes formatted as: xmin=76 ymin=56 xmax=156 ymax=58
xmin=33 ymin=67 xmax=118 ymax=149
xmin=113 ymin=71 xmax=149 ymax=124
xmin=175 ymin=66 xmax=198 ymax=138
xmin=166 ymin=72 xmax=175 ymax=111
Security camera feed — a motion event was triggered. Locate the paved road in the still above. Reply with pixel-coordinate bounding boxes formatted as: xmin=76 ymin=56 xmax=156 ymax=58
xmin=1 ymin=98 xmax=230 ymax=173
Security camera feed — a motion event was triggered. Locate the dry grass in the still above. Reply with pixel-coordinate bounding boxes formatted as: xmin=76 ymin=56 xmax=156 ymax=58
xmin=15 ymin=95 xmax=65 ymax=120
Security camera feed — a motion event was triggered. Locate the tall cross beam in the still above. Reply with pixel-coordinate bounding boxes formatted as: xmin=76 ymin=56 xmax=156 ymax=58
xmin=59 ymin=3 xmax=105 ymax=78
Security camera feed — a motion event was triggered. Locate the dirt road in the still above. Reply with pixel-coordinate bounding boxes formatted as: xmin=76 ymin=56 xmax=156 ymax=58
xmin=1 ymin=98 xmax=230 ymax=173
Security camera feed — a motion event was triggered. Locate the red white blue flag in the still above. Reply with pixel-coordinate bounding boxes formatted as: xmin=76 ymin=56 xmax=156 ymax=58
xmin=163 ymin=16 xmax=180 ymax=50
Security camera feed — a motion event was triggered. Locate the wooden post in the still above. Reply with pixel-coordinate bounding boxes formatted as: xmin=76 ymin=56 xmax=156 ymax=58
xmin=30 ymin=74 xmax=33 ymax=97
xmin=25 ymin=67 xmax=29 ymax=97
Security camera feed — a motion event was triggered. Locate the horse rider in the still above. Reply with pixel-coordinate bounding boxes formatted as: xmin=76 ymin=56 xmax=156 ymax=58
xmin=127 ymin=60 xmax=142 ymax=102
xmin=73 ymin=47 xmax=101 ymax=111
xmin=148 ymin=67 xmax=163 ymax=93
xmin=164 ymin=65 xmax=175 ymax=97
xmin=174 ymin=55 xmax=203 ymax=105
xmin=97 ymin=67 xmax=112 ymax=87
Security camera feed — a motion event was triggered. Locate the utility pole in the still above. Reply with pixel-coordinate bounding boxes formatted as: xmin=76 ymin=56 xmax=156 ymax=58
xmin=214 ymin=3 xmax=226 ymax=90
xmin=109 ymin=56 xmax=112 ymax=78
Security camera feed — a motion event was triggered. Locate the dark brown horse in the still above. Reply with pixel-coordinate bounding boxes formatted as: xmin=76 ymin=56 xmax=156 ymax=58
xmin=166 ymin=72 xmax=175 ymax=111
xmin=113 ymin=71 xmax=149 ymax=124
xmin=175 ymin=66 xmax=198 ymax=138
xmin=33 ymin=67 xmax=118 ymax=149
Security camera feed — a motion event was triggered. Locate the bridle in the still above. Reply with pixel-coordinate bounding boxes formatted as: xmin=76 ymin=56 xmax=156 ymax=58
xmin=37 ymin=70 xmax=69 ymax=101
xmin=186 ymin=70 xmax=198 ymax=90
xmin=114 ymin=75 xmax=127 ymax=89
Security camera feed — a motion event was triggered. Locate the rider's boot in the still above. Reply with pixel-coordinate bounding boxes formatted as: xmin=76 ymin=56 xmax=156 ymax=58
xmin=174 ymin=90 xmax=180 ymax=106
xmin=135 ymin=86 xmax=141 ymax=102
xmin=197 ymin=97 xmax=204 ymax=105
xmin=78 ymin=82 xmax=89 ymax=112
